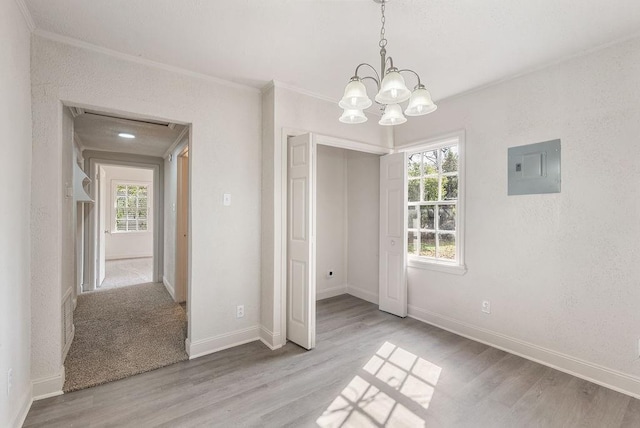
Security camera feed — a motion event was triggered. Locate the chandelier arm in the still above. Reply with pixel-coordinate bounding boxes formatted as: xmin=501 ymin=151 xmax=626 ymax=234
xmin=354 ymin=63 xmax=381 ymax=84
xmin=360 ymin=76 xmax=381 ymax=90
xmin=397 ymin=68 xmax=423 ymax=88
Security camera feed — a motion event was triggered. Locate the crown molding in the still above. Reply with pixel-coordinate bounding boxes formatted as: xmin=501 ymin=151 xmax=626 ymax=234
xmin=268 ymin=80 xmax=337 ymax=104
xmin=33 ymin=29 xmax=261 ymax=94
xmin=14 ymin=0 xmax=36 ymax=32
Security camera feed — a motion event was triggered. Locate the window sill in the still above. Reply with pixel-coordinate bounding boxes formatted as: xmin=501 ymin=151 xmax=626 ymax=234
xmin=407 ymin=258 xmax=467 ymax=275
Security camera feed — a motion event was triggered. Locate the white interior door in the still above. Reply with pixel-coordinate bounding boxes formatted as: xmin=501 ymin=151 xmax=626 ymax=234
xmin=97 ymin=165 xmax=107 ymax=286
xmin=379 ymin=152 xmax=408 ymax=317
xmin=286 ymin=133 xmax=316 ymax=350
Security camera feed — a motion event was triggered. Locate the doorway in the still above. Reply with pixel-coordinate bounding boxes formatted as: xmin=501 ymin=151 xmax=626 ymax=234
xmin=175 ymin=147 xmax=189 ymax=305
xmin=285 ymin=133 xmax=393 ymax=349
xmin=96 ymin=164 xmax=155 ymax=289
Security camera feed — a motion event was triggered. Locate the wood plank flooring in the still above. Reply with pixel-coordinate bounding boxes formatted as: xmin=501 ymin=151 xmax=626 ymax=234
xmin=24 ymin=295 xmax=640 ymax=427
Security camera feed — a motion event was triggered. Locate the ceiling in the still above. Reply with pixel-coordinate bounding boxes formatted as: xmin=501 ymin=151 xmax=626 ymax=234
xmin=26 ymin=0 xmax=640 ymax=102
xmin=74 ymin=110 xmax=187 ymax=157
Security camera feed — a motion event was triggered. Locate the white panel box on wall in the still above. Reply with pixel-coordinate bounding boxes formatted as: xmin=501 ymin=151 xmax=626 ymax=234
xmin=508 ymin=139 xmax=561 ymax=195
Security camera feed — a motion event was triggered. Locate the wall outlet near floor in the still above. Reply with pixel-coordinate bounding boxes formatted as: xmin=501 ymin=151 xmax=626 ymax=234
xmin=7 ymin=368 xmax=12 ymax=397
xmin=327 ymin=270 xmax=334 ymax=279
xmin=482 ymin=300 xmax=491 ymax=314
xmin=236 ymin=305 xmax=245 ymax=318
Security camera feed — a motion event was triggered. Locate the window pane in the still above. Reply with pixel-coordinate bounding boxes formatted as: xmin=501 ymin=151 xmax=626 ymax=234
xmin=408 ymin=206 xmax=418 ymax=229
xmin=116 ymin=185 xmax=127 ymax=196
xmin=420 ymin=232 xmax=436 ymax=257
xmin=407 ymin=231 xmax=419 ymax=255
xmin=139 ymin=186 xmax=148 ymax=196
xmin=127 ymin=186 xmax=137 ymax=196
xmin=441 ymin=146 xmax=458 ymax=173
xmin=408 ymin=179 xmax=420 ymax=202
xmin=423 ymin=177 xmax=438 ymax=201
xmin=127 ymin=220 xmax=137 ymax=231
xmin=438 ymin=233 xmax=456 ymax=260
xmin=116 ymin=220 xmax=127 ymax=231
xmin=442 ymin=175 xmax=458 ymax=200
xmin=438 ymin=205 xmax=456 ymax=231
xmin=420 ymin=205 xmax=434 ymax=229
xmin=423 ymin=151 xmax=438 ymax=175
xmin=408 ymin=153 xmax=421 ymax=178
xmin=139 ymin=220 xmax=148 ymax=231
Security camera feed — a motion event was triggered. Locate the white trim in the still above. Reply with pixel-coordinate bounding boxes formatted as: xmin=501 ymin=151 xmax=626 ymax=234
xmin=62 ymin=324 xmax=75 ymax=361
xmin=265 ymin=80 xmax=335 ymax=105
xmin=347 ymin=284 xmax=379 ymax=305
xmin=316 ymin=285 xmax=348 ymax=301
xmin=32 ymin=367 xmax=65 ymax=400
xmin=10 ymin=386 xmax=33 ymax=428
xmin=259 ymin=326 xmax=283 ymax=350
xmin=408 ymin=305 xmax=640 ymax=400
xmin=33 ymin=30 xmax=260 ymax=94
xmin=163 ymin=277 xmax=176 ymax=301
xmin=14 ymin=0 xmax=35 ymax=32
xmin=316 ymin=134 xmax=392 ymax=155
xmin=163 ymin=126 xmax=189 ymax=159
xmin=186 ymin=326 xmax=260 ymax=359
xmin=407 ymin=258 xmax=467 ymax=275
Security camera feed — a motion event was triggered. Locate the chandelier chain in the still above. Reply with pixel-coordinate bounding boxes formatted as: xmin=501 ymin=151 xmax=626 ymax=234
xmin=379 ymin=2 xmax=387 ymax=48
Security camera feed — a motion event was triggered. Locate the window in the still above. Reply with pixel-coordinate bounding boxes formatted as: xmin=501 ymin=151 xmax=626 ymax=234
xmin=114 ymin=183 xmax=150 ymax=232
xmin=406 ymin=134 xmax=465 ymax=272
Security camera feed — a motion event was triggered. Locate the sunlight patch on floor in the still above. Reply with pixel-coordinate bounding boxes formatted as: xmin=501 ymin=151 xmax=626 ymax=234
xmin=316 ymin=342 xmax=442 ymax=427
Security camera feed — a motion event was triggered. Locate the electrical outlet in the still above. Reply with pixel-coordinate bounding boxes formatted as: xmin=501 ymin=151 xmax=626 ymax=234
xmin=482 ymin=300 xmax=491 ymax=314
xmin=236 ymin=305 xmax=244 ymax=318
xmin=223 ymin=193 xmax=231 ymax=206
xmin=7 ymin=368 xmax=12 ymax=397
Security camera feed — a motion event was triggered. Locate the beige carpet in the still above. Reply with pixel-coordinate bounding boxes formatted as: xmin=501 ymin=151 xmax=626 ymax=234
xmin=100 ymin=257 xmax=153 ymax=289
xmin=63 ymin=282 xmax=188 ymax=393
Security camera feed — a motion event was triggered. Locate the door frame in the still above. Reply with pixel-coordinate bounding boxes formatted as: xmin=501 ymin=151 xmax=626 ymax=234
xmin=278 ymin=129 xmax=393 ymax=347
xmin=175 ymin=146 xmax=189 ymax=303
xmin=85 ymin=153 xmax=164 ymax=291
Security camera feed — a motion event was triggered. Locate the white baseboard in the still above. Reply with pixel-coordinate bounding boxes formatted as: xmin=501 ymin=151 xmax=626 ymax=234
xmin=259 ymin=326 xmax=283 ymax=350
xmin=186 ymin=326 xmax=260 ymax=359
xmin=408 ymin=304 xmax=640 ymax=399
xmin=347 ymin=284 xmax=379 ymax=304
xmin=32 ymin=367 xmax=65 ymax=400
xmin=163 ymin=277 xmax=176 ymax=300
xmin=316 ymin=285 xmax=347 ymax=301
xmin=10 ymin=386 xmax=33 ymax=428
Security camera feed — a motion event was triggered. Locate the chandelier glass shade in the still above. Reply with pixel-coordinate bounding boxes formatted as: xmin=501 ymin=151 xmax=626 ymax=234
xmin=338 ymin=0 xmax=437 ymax=126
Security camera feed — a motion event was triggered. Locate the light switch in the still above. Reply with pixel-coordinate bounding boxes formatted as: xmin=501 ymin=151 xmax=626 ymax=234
xmin=223 ymin=193 xmax=231 ymax=206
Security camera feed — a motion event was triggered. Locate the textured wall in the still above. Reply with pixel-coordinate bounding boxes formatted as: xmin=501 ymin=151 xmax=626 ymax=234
xmin=31 ymin=36 xmax=262 ymax=389
xmin=316 ymin=145 xmax=347 ymax=297
xmin=0 ymin=0 xmax=32 ymax=425
xmin=395 ymin=36 xmax=640 ymax=383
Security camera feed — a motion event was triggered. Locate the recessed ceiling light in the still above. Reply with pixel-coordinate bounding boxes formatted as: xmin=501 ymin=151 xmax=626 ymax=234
xmin=118 ymin=133 xmax=136 ymax=139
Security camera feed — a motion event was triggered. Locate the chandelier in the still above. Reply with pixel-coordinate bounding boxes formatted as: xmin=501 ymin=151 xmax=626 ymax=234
xmin=338 ymin=0 xmax=437 ymax=126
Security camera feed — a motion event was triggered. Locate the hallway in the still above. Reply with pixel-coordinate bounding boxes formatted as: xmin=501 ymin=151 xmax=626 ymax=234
xmin=63 ymin=283 xmax=187 ymax=393
xmin=100 ymin=257 xmax=153 ymax=289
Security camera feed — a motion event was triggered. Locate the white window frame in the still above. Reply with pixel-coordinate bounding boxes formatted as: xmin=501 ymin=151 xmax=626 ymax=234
xmin=111 ymin=180 xmax=153 ymax=234
xmin=398 ymin=130 xmax=466 ymax=275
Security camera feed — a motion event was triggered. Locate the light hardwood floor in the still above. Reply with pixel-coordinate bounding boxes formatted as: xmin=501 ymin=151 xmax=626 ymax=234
xmin=24 ymin=295 xmax=640 ymax=427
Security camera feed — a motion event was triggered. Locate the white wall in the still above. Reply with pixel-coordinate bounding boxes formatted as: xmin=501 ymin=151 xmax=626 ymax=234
xmin=102 ymin=165 xmax=154 ymax=260
xmin=164 ymin=135 xmax=188 ymax=297
xmin=31 ymin=35 xmax=262 ymax=395
xmin=346 ymin=150 xmax=380 ymax=303
xmin=0 ymin=0 xmax=32 ymax=426
xmin=260 ymin=83 xmax=392 ymax=348
xmin=316 ymin=145 xmax=347 ymax=299
xmin=395 ymin=36 xmax=640 ymax=395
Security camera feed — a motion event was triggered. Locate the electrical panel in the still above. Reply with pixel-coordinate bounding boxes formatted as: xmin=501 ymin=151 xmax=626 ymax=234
xmin=508 ymin=139 xmax=561 ymax=195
